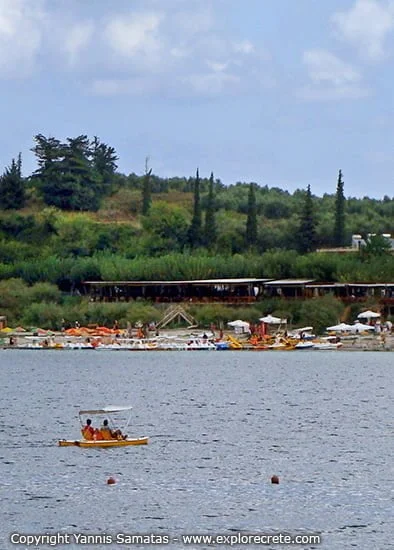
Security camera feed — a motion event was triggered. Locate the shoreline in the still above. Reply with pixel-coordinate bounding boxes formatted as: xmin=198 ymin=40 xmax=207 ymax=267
xmin=1 ymin=329 xmax=393 ymax=352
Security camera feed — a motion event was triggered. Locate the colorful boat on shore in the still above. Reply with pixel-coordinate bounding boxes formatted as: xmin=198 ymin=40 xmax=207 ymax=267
xmin=294 ymin=341 xmax=315 ymax=350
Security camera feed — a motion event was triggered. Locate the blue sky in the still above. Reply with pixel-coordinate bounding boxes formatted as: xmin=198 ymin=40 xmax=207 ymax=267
xmin=1 ymin=0 xmax=394 ymax=198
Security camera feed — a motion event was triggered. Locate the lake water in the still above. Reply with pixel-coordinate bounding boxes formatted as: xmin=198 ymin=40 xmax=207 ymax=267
xmin=0 ymin=350 xmax=392 ymax=549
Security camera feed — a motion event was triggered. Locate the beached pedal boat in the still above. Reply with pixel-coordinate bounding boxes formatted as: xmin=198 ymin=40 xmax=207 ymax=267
xmin=58 ymin=405 xmax=149 ymax=448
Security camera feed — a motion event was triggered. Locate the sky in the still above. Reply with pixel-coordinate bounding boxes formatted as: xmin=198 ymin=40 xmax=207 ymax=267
xmin=1 ymin=0 xmax=394 ymax=198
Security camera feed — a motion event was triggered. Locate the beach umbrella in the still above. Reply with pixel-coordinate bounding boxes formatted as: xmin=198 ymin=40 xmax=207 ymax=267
xmin=227 ymin=319 xmax=250 ymax=334
xmin=259 ymin=315 xmax=286 ymax=324
xmin=227 ymin=320 xmax=250 ymax=328
xmin=326 ymin=322 xmax=353 ymax=332
xmin=351 ymin=322 xmax=375 ymax=332
xmin=357 ymin=310 xmax=381 ymax=319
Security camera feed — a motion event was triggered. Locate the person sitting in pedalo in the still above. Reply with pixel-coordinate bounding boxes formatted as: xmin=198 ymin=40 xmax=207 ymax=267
xmin=100 ymin=419 xmax=115 ymax=440
xmin=81 ymin=418 xmax=95 ymax=440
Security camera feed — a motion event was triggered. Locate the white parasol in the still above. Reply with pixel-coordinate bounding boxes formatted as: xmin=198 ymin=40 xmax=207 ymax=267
xmin=227 ymin=319 xmax=250 ymax=328
xmin=259 ymin=315 xmax=287 ymax=324
xmin=357 ymin=310 xmax=380 ymax=319
xmin=326 ymin=322 xmax=353 ymax=332
xmin=350 ymin=322 xmax=375 ymax=332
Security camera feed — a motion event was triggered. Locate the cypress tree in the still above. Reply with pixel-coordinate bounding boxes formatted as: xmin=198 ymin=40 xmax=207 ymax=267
xmin=333 ymin=169 xmax=346 ymax=246
xmin=246 ymin=182 xmax=258 ymax=247
xmin=204 ymin=172 xmax=217 ymax=247
xmin=142 ymin=157 xmax=152 ymax=215
xmin=298 ymin=184 xmax=317 ymax=253
xmin=0 ymin=154 xmax=26 ymax=209
xmin=188 ymin=168 xmax=203 ymax=247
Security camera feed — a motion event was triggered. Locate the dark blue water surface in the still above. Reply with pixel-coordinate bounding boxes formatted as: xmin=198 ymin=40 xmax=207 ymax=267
xmin=0 ymin=350 xmax=392 ymax=549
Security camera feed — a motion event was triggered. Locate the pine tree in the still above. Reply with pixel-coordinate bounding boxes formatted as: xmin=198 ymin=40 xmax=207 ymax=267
xmin=298 ymin=184 xmax=317 ymax=253
xmin=62 ymin=135 xmax=101 ymax=210
xmin=245 ymin=182 xmax=258 ymax=247
xmin=31 ymin=134 xmax=118 ymax=211
xmin=142 ymin=157 xmax=152 ymax=215
xmin=0 ymin=154 xmax=26 ymax=209
xmin=333 ymin=169 xmax=346 ymax=246
xmin=204 ymin=172 xmax=217 ymax=247
xmin=188 ymin=168 xmax=203 ymax=247
xmin=91 ymin=135 xmax=118 ymax=195
xmin=31 ymin=134 xmax=62 ymax=171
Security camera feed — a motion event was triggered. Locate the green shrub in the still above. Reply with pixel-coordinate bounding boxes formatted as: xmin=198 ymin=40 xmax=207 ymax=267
xmin=22 ymin=302 xmax=65 ymax=329
xmin=83 ymin=302 xmax=161 ymax=328
xmin=28 ymin=282 xmax=62 ymax=303
xmin=0 ymin=278 xmax=30 ymax=311
xmin=298 ymin=295 xmax=344 ymax=335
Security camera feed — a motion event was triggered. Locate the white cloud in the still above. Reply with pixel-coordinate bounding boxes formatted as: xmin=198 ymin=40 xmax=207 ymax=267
xmin=0 ymin=0 xmax=45 ymax=77
xmin=104 ymin=12 xmax=163 ymax=67
xmin=97 ymin=5 xmax=266 ymax=97
xmin=332 ymin=0 xmax=394 ymax=60
xmin=171 ymin=7 xmax=213 ymax=35
xmin=0 ymin=0 xmax=268 ymax=97
xmin=0 ymin=2 xmax=95 ymax=75
xmin=170 ymin=47 xmax=190 ymax=58
xmin=299 ymin=85 xmax=369 ymax=101
xmin=206 ymin=60 xmax=229 ymax=72
xmin=182 ymin=72 xmax=240 ymax=96
xmin=233 ymin=40 xmax=255 ymax=54
xmin=92 ymin=77 xmax=159 ymax=96
xmin=64 ymin=21 xmax=94 ymax=66
xmin=304 ymin=49 xmax=361 ymax=85
xmin=300 ymin=49 xmax=368 ymax=101
xmin=92 ymin=71 xmax=241 ymax=98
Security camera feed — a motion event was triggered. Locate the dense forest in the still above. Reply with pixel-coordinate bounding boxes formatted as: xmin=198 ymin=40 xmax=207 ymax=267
xmin=0 ymin=134 xmax=394 ymax=329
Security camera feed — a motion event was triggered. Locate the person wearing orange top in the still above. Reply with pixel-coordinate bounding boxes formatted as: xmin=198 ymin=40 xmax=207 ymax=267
xmin=100 ymin=419 xmax=114 ymax=440
xmin=93 ymin=427 xmax=104 ymax=441
xmin=81 ymin=418 xmax=95 ymax=440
